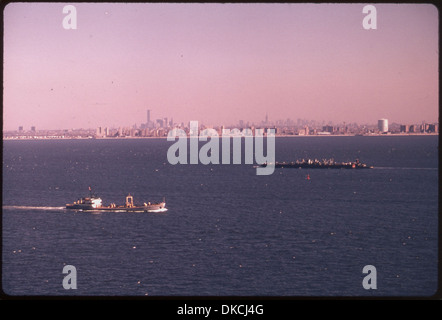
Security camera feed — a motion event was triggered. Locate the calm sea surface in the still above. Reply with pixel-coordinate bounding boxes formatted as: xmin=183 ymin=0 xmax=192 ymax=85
xmin=2 ymin=136 xmax=438 ymax=296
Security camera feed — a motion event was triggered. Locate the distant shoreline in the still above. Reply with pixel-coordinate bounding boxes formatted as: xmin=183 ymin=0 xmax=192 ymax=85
xmin=3 ymin=133 xmax=438 ymax=141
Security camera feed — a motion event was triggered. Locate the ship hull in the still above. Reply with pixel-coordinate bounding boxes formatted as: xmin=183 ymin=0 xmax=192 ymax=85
xmin=66 ymin=202 xmax=167 ymax=212
xmin=66 ymin=191 xmax=167 ymax=212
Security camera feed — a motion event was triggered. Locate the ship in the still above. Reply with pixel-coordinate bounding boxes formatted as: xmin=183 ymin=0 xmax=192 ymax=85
xmin=66 ymin=190 xmax=167 ymax=212
xmin=261 ymin=158 xmax=373 ymax=169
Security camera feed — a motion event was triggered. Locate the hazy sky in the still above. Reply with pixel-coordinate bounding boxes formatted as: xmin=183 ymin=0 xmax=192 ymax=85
xmin=3 ymin=3 xmax=438 ymax=130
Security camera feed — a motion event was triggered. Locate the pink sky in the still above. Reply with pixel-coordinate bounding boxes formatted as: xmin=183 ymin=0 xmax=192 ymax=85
xmin=3 ymin=3 xmax=439 ymax=130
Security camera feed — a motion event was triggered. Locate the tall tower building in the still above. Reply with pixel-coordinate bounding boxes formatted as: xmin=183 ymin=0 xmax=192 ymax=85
xmin=147 ymin=109 xmax=151 ymax=124
xmin=378 ymin=119 xmax=388 ymax=133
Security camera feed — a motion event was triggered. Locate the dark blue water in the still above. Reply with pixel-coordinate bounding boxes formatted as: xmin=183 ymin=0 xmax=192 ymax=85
xmin=2 ymin=136 xmax=438 ymax=296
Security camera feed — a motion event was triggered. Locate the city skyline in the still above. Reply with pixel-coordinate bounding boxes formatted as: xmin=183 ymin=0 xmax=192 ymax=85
xmin=4 ymin=112 xmax=438 ymax=140
xmin=7 ymin=111 xmax=439 ymax=133
xmin=3 ymin=3 xmax=439 ymax=131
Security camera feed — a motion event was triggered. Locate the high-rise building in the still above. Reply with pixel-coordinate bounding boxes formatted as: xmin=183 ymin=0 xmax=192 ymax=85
xmin=400 ymin=124 xmax=409 ymax=133
xmin=147 ymin=109 xmax=151 ymax=123
xmin=322 ymin=125 xmax=334 ymax=133
xmin=378 ymin=119 xmax=388 ymax=133
xmin=31 ymin=126 xmax=36 ymax=132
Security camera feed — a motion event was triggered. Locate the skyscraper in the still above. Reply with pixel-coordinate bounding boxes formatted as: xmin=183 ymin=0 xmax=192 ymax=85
xmin=378 ymin=119 xmax=388 ymax=133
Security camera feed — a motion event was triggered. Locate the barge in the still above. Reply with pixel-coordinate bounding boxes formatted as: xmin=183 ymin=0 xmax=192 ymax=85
xmin=262 ymin=159 xmax=373 ymax=169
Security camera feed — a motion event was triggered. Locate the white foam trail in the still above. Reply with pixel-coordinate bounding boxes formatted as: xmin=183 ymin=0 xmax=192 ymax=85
xmin=2 ymin=206 xmax=65 ymax=210
xmin=373 ymin=167 xmax=437 ymax=170
xmin=147 ymin=208 xmax=168 ymax=213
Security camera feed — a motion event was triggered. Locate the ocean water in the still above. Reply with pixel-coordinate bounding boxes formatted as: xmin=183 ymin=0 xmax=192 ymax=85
xmin=2 ymin=136 xmax=438 ymax=296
